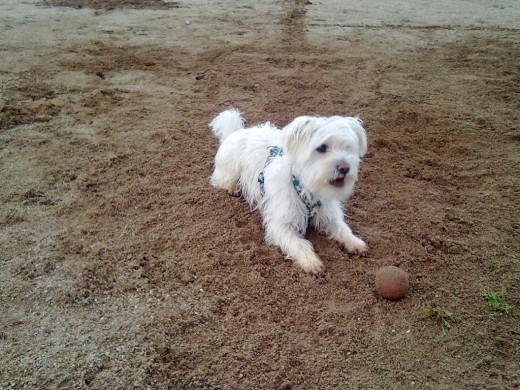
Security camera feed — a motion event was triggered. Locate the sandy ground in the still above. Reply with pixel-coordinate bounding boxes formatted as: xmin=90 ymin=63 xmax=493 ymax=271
xmin=1 ymin=0 xmax=519 ymax=389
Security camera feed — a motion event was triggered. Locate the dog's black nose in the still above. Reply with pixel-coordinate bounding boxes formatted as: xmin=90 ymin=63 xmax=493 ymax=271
xmin=337 ymin=164 xmax=350 ymax=175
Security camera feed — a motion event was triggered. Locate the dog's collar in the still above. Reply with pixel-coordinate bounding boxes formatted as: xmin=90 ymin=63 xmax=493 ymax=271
xmin=258 ymin=146 xmax=322 ymax=217
xmin=291 ymin=174 xmax=322 ymax=217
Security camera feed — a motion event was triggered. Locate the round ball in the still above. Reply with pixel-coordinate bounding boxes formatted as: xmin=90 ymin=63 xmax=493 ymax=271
xmin=375 ymin=266 xmax=409 ymax=300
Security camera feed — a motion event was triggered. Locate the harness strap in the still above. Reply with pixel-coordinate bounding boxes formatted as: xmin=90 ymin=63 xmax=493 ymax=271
xmin=258 ymin=146 xmax=321 ymax=218
xmin=291 ymin=175 xmax=322 ymax=217
xmin=258 ymin=146 xmax=283 ymax=196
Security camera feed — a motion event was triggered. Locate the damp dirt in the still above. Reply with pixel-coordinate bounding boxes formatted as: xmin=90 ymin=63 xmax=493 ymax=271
xmin=1 ymin=1 xmax=519 ymax=389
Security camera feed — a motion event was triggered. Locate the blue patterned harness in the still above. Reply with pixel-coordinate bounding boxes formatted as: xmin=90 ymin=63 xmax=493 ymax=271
xmin=258 ymin=146 xmax=321 ymax=217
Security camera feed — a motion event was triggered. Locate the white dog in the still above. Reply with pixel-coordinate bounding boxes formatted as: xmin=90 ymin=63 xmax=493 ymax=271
xmin=209 ymin=108 xmax=368 ymax=274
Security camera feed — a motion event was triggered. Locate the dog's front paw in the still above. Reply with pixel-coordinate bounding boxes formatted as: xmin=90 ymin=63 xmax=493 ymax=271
xmin=296 ymin=255 xmax=325 ymax=275
xmin=340 ymin=235 xmax=368 ymax=255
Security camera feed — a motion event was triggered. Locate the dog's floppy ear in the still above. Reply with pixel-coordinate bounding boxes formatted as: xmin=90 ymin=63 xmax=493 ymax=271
xmin=348 ymin=117 xmax=368 ymax=157
xmin=282 ymin=116 xmax=318 ymax=156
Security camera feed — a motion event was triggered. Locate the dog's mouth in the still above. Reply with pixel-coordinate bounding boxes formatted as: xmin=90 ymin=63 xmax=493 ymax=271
xmin=330 ymin=176 xmax=346 ymax=187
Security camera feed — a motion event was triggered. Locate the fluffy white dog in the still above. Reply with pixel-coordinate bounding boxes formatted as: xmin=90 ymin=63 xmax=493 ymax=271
xmin=209 ymin=108 xmax=368 ymax=274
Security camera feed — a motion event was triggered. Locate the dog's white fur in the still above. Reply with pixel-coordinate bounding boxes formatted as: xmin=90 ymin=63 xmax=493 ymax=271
xmin=209 ymin=108 xmax=368 ymax=274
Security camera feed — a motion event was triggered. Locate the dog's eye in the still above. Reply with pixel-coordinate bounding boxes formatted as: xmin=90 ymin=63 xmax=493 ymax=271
xmin=316 ymin=144 xmax=327 ymax=153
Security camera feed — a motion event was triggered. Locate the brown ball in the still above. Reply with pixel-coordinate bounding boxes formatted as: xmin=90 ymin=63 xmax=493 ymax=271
xmin=375 ymin=266 xmax=409 ymax=300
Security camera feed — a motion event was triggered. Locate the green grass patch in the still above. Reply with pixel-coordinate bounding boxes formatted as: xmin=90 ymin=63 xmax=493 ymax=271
xmin=486 ymin=291 xmax=515 ymax=314
xmin=425 ymin=306 xmax=452 ymax=329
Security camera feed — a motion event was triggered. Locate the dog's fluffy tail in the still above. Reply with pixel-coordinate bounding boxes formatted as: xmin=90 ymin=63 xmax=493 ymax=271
xmin=209 ymin=108 xmax=244 ymax=143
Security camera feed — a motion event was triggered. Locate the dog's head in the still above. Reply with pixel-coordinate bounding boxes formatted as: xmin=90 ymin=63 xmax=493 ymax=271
xmin=281 ymin=115 xmax=367 ymax=201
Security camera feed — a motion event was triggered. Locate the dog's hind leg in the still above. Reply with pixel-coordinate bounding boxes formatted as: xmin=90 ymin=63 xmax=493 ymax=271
xmin=209 ymin=143 xmax=243 ymax=196
xmin=210 ymin=167 xmax=241 ymax=197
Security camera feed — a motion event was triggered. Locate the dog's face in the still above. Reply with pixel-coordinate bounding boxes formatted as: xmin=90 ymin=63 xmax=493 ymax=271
xmin=282 ymin=116 xmax=367 ymax=201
